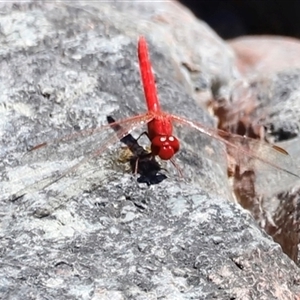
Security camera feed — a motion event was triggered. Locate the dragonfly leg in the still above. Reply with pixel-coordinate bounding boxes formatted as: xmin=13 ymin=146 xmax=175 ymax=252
xmin=170 ymin=158 xmax=183 ymax=178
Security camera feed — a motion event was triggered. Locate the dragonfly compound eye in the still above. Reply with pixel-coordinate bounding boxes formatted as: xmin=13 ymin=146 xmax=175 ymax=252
xmin=151 ymin=136 xmax=180 ymax=160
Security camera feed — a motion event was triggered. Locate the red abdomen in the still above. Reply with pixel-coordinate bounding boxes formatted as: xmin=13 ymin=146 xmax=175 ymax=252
xmin=138 ymin=36 xmax=161 ymax=113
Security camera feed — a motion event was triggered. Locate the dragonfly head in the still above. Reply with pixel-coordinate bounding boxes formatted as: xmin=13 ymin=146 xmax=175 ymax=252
xmin=151 ymin=135 xmax=180 ymax=160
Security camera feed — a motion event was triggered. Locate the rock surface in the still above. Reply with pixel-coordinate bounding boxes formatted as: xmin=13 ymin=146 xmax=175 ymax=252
xmin=225 ymin=36 xmax=300 ymax=262
xmin=1 ymin=1 xmax=300 ymax=299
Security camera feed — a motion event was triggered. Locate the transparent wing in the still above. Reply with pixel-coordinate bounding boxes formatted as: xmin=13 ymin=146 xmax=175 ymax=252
xmin=28 ymin=113 xmax=151 ymax=152
xmin=170 ymin=114 xmax=300 ymax=197
xmin=7 ymin=113 xmax=154 ymax=201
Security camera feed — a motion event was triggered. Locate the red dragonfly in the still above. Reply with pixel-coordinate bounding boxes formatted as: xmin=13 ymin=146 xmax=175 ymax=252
xmin=11 ymin=36 xmax=300 ymax=200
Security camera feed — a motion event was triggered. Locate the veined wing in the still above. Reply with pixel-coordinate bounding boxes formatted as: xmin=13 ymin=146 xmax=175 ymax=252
xmin=29 ymin=113 xmax=150 ymax=152
xmin=8 ymin=113 xmax=154 ymax=201
xmin=170 ymin=114 xmax=300 ymax=196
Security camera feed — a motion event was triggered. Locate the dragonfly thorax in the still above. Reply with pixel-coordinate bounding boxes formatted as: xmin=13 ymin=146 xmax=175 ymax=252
xmin=151 ymin=135 xmax=180 ymax=160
